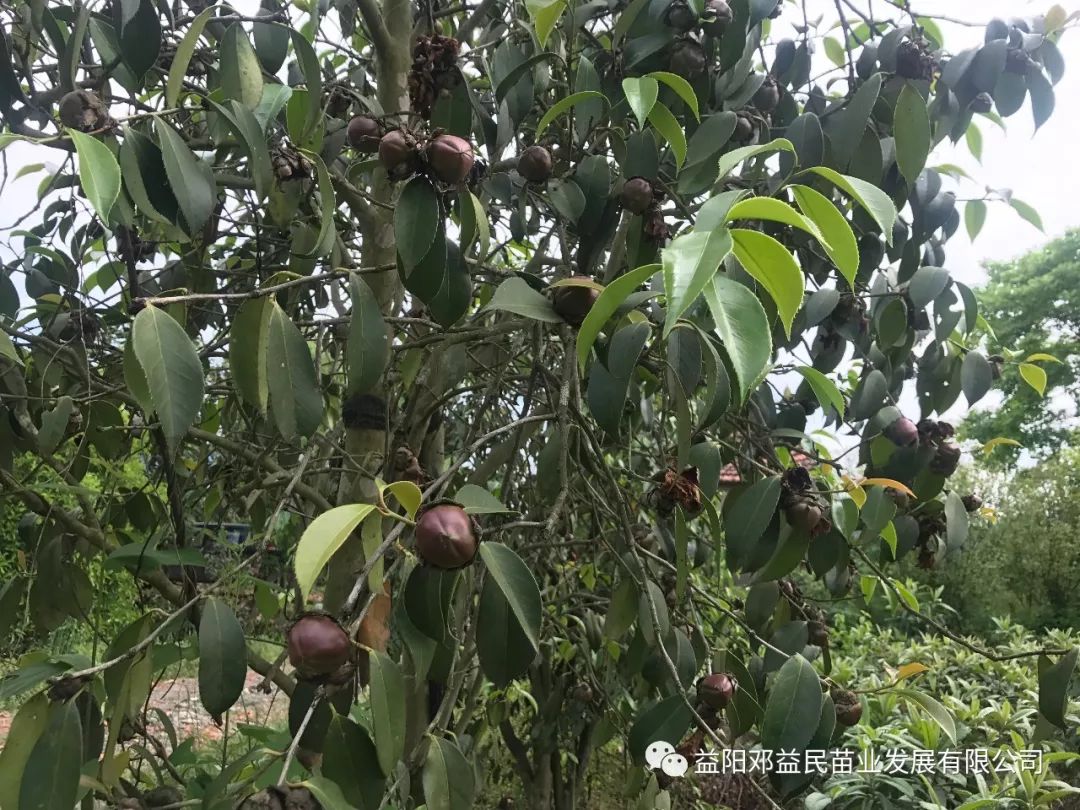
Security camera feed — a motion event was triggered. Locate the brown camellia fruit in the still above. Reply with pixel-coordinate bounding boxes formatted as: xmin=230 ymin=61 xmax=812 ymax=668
xmin=378 ymin=129 xmax=418 ymax=177
xmin=786 ymin=500 xmax=823 ymax=534
xmin=665 ymin=0 xmax=697 ymax=32
xmin=733 ymin=113 xmax=754 ymax=141
xmin=552 ymin=277 xmax=600 ymax=327
xmin=884 ymin=416 xmax=919 ymax=447
xmin=961 ymin=493 xmax=983 ymax=512
xmin=752 ymin=76 xmax=780 ymax=112
xmin=347 ymin=115 xmax=382 ymax=152
xmin=517 ymin=145 xmax=553 ymax=184
xmin=701 ymin=0 xmax=733 ymax=36
xmin=415 ymin=501 xmax=479 ymax=568
xmin=835 ymin=699 xmax=863 ymax=727
xmin=669 ymin=38 xmax=707 ymax=79
xmin=930 ymin=442 xmax=962 ymax=476
xmin=426 ymin=134 xmax=475 ymax=184
xmin=808 ymin=620 xmax=829 ymax=647
xmin=697 ymin=672 xmax=737 ymax=710
xmin=620 ymin=176 xmax=654 ymax=214
xmin=287 ymin=613 xmax=351 ymax=679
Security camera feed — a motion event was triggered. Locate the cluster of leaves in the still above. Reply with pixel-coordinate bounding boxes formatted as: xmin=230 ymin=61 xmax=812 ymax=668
xmin=0 ymin=0 xmax=1078 ymax=807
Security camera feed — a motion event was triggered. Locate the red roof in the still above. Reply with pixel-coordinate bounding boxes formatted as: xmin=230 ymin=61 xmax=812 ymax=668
xmin=718 ymin=451 xmax=813 ymax=486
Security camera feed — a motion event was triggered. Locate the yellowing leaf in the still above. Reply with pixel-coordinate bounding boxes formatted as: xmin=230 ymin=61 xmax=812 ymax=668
xmin=842 ymin=476 xmax=867 ymax=510
xmin=295 ymin=503 xmax=378 ymax=599
xmin=860 ymin=477 xmax=916 ymax=499
xmin=1019 ymin=362 xmax=1047 ymax=396
xmin=896 ymin=662 xmax=929 ymax=681
xmin=982 ymin=437 xmax=1022 ymax=456
xmin=1024 ymin=352 xmax=1062 ymax=364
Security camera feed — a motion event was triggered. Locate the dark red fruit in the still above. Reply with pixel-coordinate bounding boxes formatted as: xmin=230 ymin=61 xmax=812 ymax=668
xmin=884 ymin=416 xmax=919 ymax=447
xmin=665 ymin=0 xmax=697 ymax=32
xmin=697 ymin=672 xmax=737 ymax=710
xmin=517 ymin=145 xmax=553 ymax=184
xmin=669 ymin=38 xmax=707 ymax=79
xmin=426 ymin=134 xmax=475 ymax=184
xmin=347 ymin=115 xmax=382 ymax=152
xmin=808 ymin=620 xmax=829 ymax=647
xmin=287 ymin=614 xmax=351 ymax=679
xmin=378 ymin=129 xmax=418 ymax=178
xmin=930 ymin=442 xmax=961 ymax=477
xmin=701 ymin=0 xmax=733 ymax=36
xmin=752 ymin=76 xmax=780 ymax=112
xmin=835 ymin=699 xmax=863 ymax=726
xmin=733 ymin=113 xmax=754 ymax=141
xmin=620 ymin=177 xmax=654 ymax=215
xmin=415 ymin=502 xmax=479 ymax=568
xmin=552 ymin=277 xmax=600 ymax=327
xmin=961 ymin=494 xmax=983 ymax=512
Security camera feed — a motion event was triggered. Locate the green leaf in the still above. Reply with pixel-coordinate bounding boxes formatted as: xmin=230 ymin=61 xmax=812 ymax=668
xmin=459 ymin=190 xmax=490 ymax=259
xmin=1010 ymin=198 xmax=1044 ymax=231
xmin=214 ymin=100 xmax=274 ymax=201
xmin=477 ymin=564 xmax=538 ymax=686
xmin=804 ymin=166 xmax=897 ymax=242
xmin=761 ymin=654 xmax=823 ymax=754
xmin=647 ymin=102 xmax=687 ymax=171
xmin=1038 ymin=649 xmax=1078 ymax=729
xmin=794 ymin=367 xmax=845 ymax=417
xmin=477 ymin=542 xmax=542 ymax=652
xmin=730 ymin=228 xmax=804 ymax=337
xmin=1019 ymin=362 xmax=1047 ymax=396
xmin=266 ymin=303 xmax=324 ymax=438
xmin=18 ymin=699 xmax=82 ymax=810
xmin=727 ymin=196 xmax=828 ymax=245
xmin=123 ymin=334 xmax=154 ymax=415
xmin=165 ymin=5 xmax=218 ymax=107
xmin=321 ymin=716 xmax=385 ymax=809
xmin=67 ymin=129 xmax=120 ymax=222
xmin=301 ymin=777 xmax=353 ymax=810
xmin=231 ymin=296 xmax=273 ymax=413
xmin=198 ymin=597 xmax=247 ymax=718
xmin=894 ymin=688 xmax=957 ymax=743
xmin=252 ymin=0 xmax=290 ymax=74
xmin=422 ymin=737 xmax=476 ymax=810
xmin=289 ymin=31 xmax=323 ymax=145
xmin=622 ymin=77 xmax=659 ymax=129
xmin=486 ymin=277 xmax=562 ymax=323
xmin=960 ymin=350 xmax=993 ymax=405
xmin=832 ymin=73 xmax=882 ymax=168
xmin=132 ymin=305 xmax=204 ymax=451
xmin=368 ymin=651 xmax=406 ymax=777
xmin=966 ymin=121 xmax=983 ymax=163
xmin=577 ymin=263 xmax=658 ymax=373
xmin=295 ymin=504 xmax=378 ymax=599
xmin=646 ymin=71 xmax=700 ymax=120
xmin=717 ymin=138 xmax=796 ymax=182
xmin=789 ymin=184 xmax=859 ymax=287
xmin=301 ymin=150 xmax=337 ymax=257
xmin=396 ymin=177 xmax=441 ymax=273
xmin=347 ymin=274 xmax=389 ymax=394
xmin=662 ymin=227 xmax=734 ymax=337
xmin=722 ymin=476 xmax=782 ymax=569
xmin=156 ymin=118 xmax=217 ymax=233
xmin=907 ymin=265 xmax=950 ymax=309
xmin=220 ymin=24 xmax=264 ymax=109
xmin=0 ymin=692 xmax=49 ymax=809
xmin=603 ymin=579 xmax=637 ymax=640
xmin=535 ymin=91 xmax=608 ymax=139
xmin=703 ymin=275 xmax=772 ymax=403
xmin=453 ymin=484 xmax=512 ymax=514
xmin=894 ymin=83 xmax=931 ymax=184
xmin=524 ymin=0 xmax=566 ymax=48
xmin=119 ymin=127 xmax=180 ymax=226
xmin=628 ymin=695 xmax=694 ymax=764
xmin=965 ymin=199 xmax=987 ymax=241
xmin=944 ymin=490 xmax=969 ymax=548
xmin=0 ymin=331 xmax=19 ymax=365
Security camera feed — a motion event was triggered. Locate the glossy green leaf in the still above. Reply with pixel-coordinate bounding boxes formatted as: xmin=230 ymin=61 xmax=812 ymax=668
xmin=321 ymin=716 xmax=385 ymax=809
xmin=166 ymin=5 xmax=218 ymax=106
xmin=894 ymin=83 xmax=932 ymax=184
xmin=535 ymin=91 xmax=608 ymax=139
xmin=396 ymin=177 xmax=441 ymax=273
xmin=477 ymin=563 xmax=538 ymax=686
xmin=454 ymin=484 xmax=512 ymax=514
xmin=132 ymin=305 xmax=204 ymax=451
xmin=295 ymin=504 xmax=377 ymax=599
xmin=622 ymin=76 xmax=659 ymax=129
xmin=965 ymin=199 xmax=987 ymax=241
xmin=524 ymin=0 xmax=566 ymax=48
xmin=577 ymin=263 xmax=658 ymax=373
xmin=156 ymin=118 xmax=217 ymax=233
xmin=252 ymin=0 xmax=290 ymax=74
xmin=301 ymin=150 xmax=337 ymax=257
xmin=1038 ymin=649 xmax=1078 ymax=729
xmin=703 ymin=274 xmax=771 ymax=403
xmin=67 ymin=129 xmax=120 ymax=222
xmin=1010 ymin=198 xmax=1044 ymax=231
xmin=646 ymin=71 xmax=700 ymax=120
xmin=730 ymin=228 xmax=804 ymax=337
xmin=220 ymin=24 xmax=264 ymax=109
xmin=894 ymin=688 xmax=957 ymax=743
xmin=486 ymin=277 xmax=562 ymax=322
xmin=717 ymin=138 xmax=796 ymax=182
xmin=804 ymin=166 xmax=897 ymax=242
xmin=198 ymin=598 xmax=247 ymax=718
xmin=627 ymin=695 xmax=694 ymax=764
xmin=230 ymin=296 xmax=273 ymax=413
xmin=347 ymin=274 xmax=389 ymax=394
xmin=794 ymin=367 xmax=845 ymax=417
xmin=477 ymin=542 xmax=542 ymax=652
xmin=761 ymin=654 xmax=822 ymax=754
xmin=647 ymin=102 xmax=686 ymax=170
xmin=18 ymin=699 xmax=82 ymax=810
xmin=789 ymin=184 xmax=859 ymax=287
xmin=1019 ymin=362 xmax=1047 ymax=396
xmin=662 ymin=227 xmax=733 ymax=337
xmin=832 ymin=73 xmax=882 ymax=168
xmin=119 ymin=127 xmax=180 ymax=226
xmin=960 ymin=350 xmax=993 ymax=405
xmin=0 ymin=692 xmax=48 ymax=809
xmin=368 ymin=651 xmax=406 ymax=777
xmin=266 ymin=303 xmax=324 ymax=438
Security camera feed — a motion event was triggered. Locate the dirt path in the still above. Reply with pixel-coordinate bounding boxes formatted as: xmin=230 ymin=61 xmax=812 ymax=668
xmin=0 ymin=671 xmax=288 ymax=746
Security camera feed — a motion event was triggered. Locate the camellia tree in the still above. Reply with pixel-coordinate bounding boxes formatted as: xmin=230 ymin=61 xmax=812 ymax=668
xmin=0 ymin=0 xmax=1077 ymax=807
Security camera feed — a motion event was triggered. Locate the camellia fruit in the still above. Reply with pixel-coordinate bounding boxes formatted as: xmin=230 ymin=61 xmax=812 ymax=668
xmin=415 ymin=501 xmax=479 ymax=568
xmin=552 ymin=277 xmax=600 ymax=327
xmin=884 ymin=416 xmax=919 ymax=447
xmin=786 ymin=500 xmax=823 ymax=534
xmin=835 ymin=699 xmax=863 ymax=727
xmin=287 ymin=613 xmax=352 ymax=679
xmin=378 ymin=129 xmax=418 ymax=177
xmin=426 ymin=134 xmax=475 ymax=184
xmin=620 ymin=176 xmax=654 ymax=215
xmin=517 ymin=145 xmax=554 ymax=184
xmin=347 ymin=115 xmax=382 ymax=152
xmin=697 ymin=672 xmax=737 ymax=710
xmin=701 ymin=0 xmax=733 ymax=36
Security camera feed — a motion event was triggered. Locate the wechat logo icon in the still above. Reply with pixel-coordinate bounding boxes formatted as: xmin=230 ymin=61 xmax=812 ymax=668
xmin=645 ymin=740 xmax=689 ymax=778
